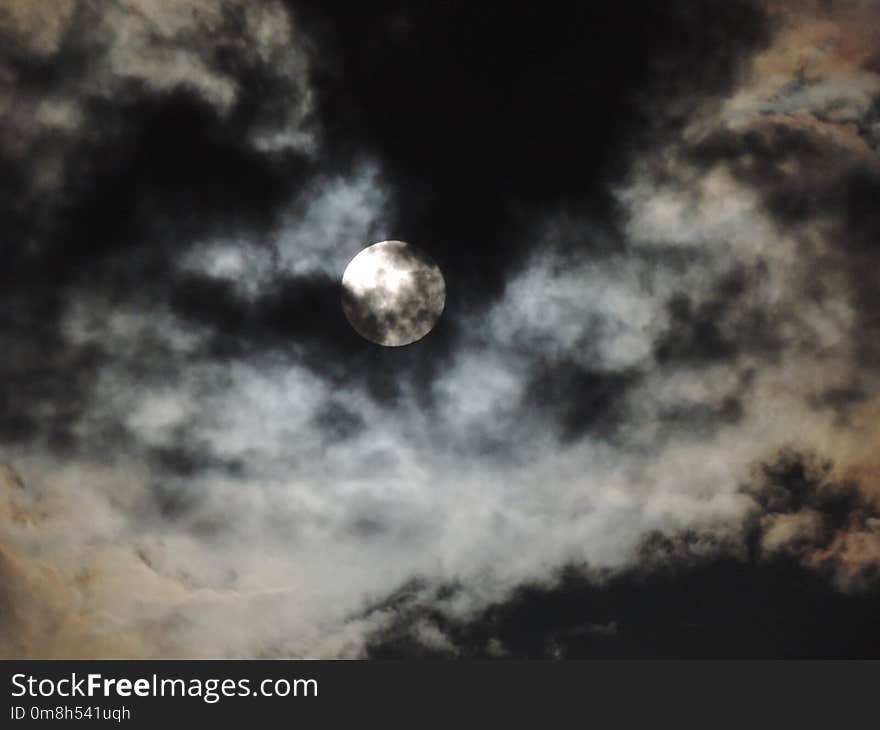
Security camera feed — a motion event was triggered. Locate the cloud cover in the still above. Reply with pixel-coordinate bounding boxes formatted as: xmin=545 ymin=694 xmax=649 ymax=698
xmin=1 ymin=0 xmax=879 ymax=657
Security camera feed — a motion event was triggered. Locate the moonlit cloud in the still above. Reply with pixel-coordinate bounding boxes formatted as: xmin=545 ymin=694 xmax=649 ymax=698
xmin=1 ymin=0 xmax=879 ymax=658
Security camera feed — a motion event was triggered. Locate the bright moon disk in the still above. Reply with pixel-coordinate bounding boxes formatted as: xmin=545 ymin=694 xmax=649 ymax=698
xmin=341 ymin=240 xmax=446 ymax=347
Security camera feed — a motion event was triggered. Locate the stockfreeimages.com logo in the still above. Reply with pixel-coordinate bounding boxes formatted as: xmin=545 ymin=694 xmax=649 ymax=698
xmin=11 ymin=673 xmax=317 ymax=704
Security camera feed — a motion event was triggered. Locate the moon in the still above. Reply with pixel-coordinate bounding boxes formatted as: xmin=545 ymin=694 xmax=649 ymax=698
xmin=341 ymin=240 xmax=446 ymax=347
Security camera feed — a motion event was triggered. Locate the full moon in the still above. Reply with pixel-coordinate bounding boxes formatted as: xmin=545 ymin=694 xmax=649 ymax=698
xmin=341 ymin=240 xmax=446 ymax=347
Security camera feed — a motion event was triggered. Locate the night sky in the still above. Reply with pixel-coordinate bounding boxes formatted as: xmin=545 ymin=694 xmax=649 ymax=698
xmin=1 ymin=0 xmax=879 ymax=658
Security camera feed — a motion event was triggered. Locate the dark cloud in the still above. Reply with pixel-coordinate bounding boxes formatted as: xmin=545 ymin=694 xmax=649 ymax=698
xmin=46 ymin=90 xmax=310 ymax=276
xmin=170 ymin=271 xmax=354 ymax=356
xmin=688 ymin=120 xmax=880 ymax=371
xmin=0 ymin=6 xmax=318 ymax=451
xmin=690 ymin=124 xmax=879 ymax=246
xmin=149 ymin=443 xmax=245 ymax=480
xmin=292 ymin=0 xmax=770 ymax=302
xmin=367 ymin=452 xmax=880 ymax=658
xmin=366 ymin=556 xmax=880 ymax=658
xmin=311 ymin=400 xmax=366 ymax=443
xmin=743 ymin=450 xmax=880 ymax=588
xmin=523 ymin=361 xmax=637 ymax=442
xmin=654 ymin=265 xmax=781 ymax=365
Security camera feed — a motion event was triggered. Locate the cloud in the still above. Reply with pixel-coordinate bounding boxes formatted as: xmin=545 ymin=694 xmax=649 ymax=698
xmin=745 ymin=449 xmax=880 ymax=590
xmin=0 ymin=0 xmax=313 ymax=162
xmin=2 ymin=0 xmax=879 ymax=659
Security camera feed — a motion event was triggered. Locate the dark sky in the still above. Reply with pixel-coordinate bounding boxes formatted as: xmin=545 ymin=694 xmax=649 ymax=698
xmin=0 ymin=0 xmax=879 ymax=658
